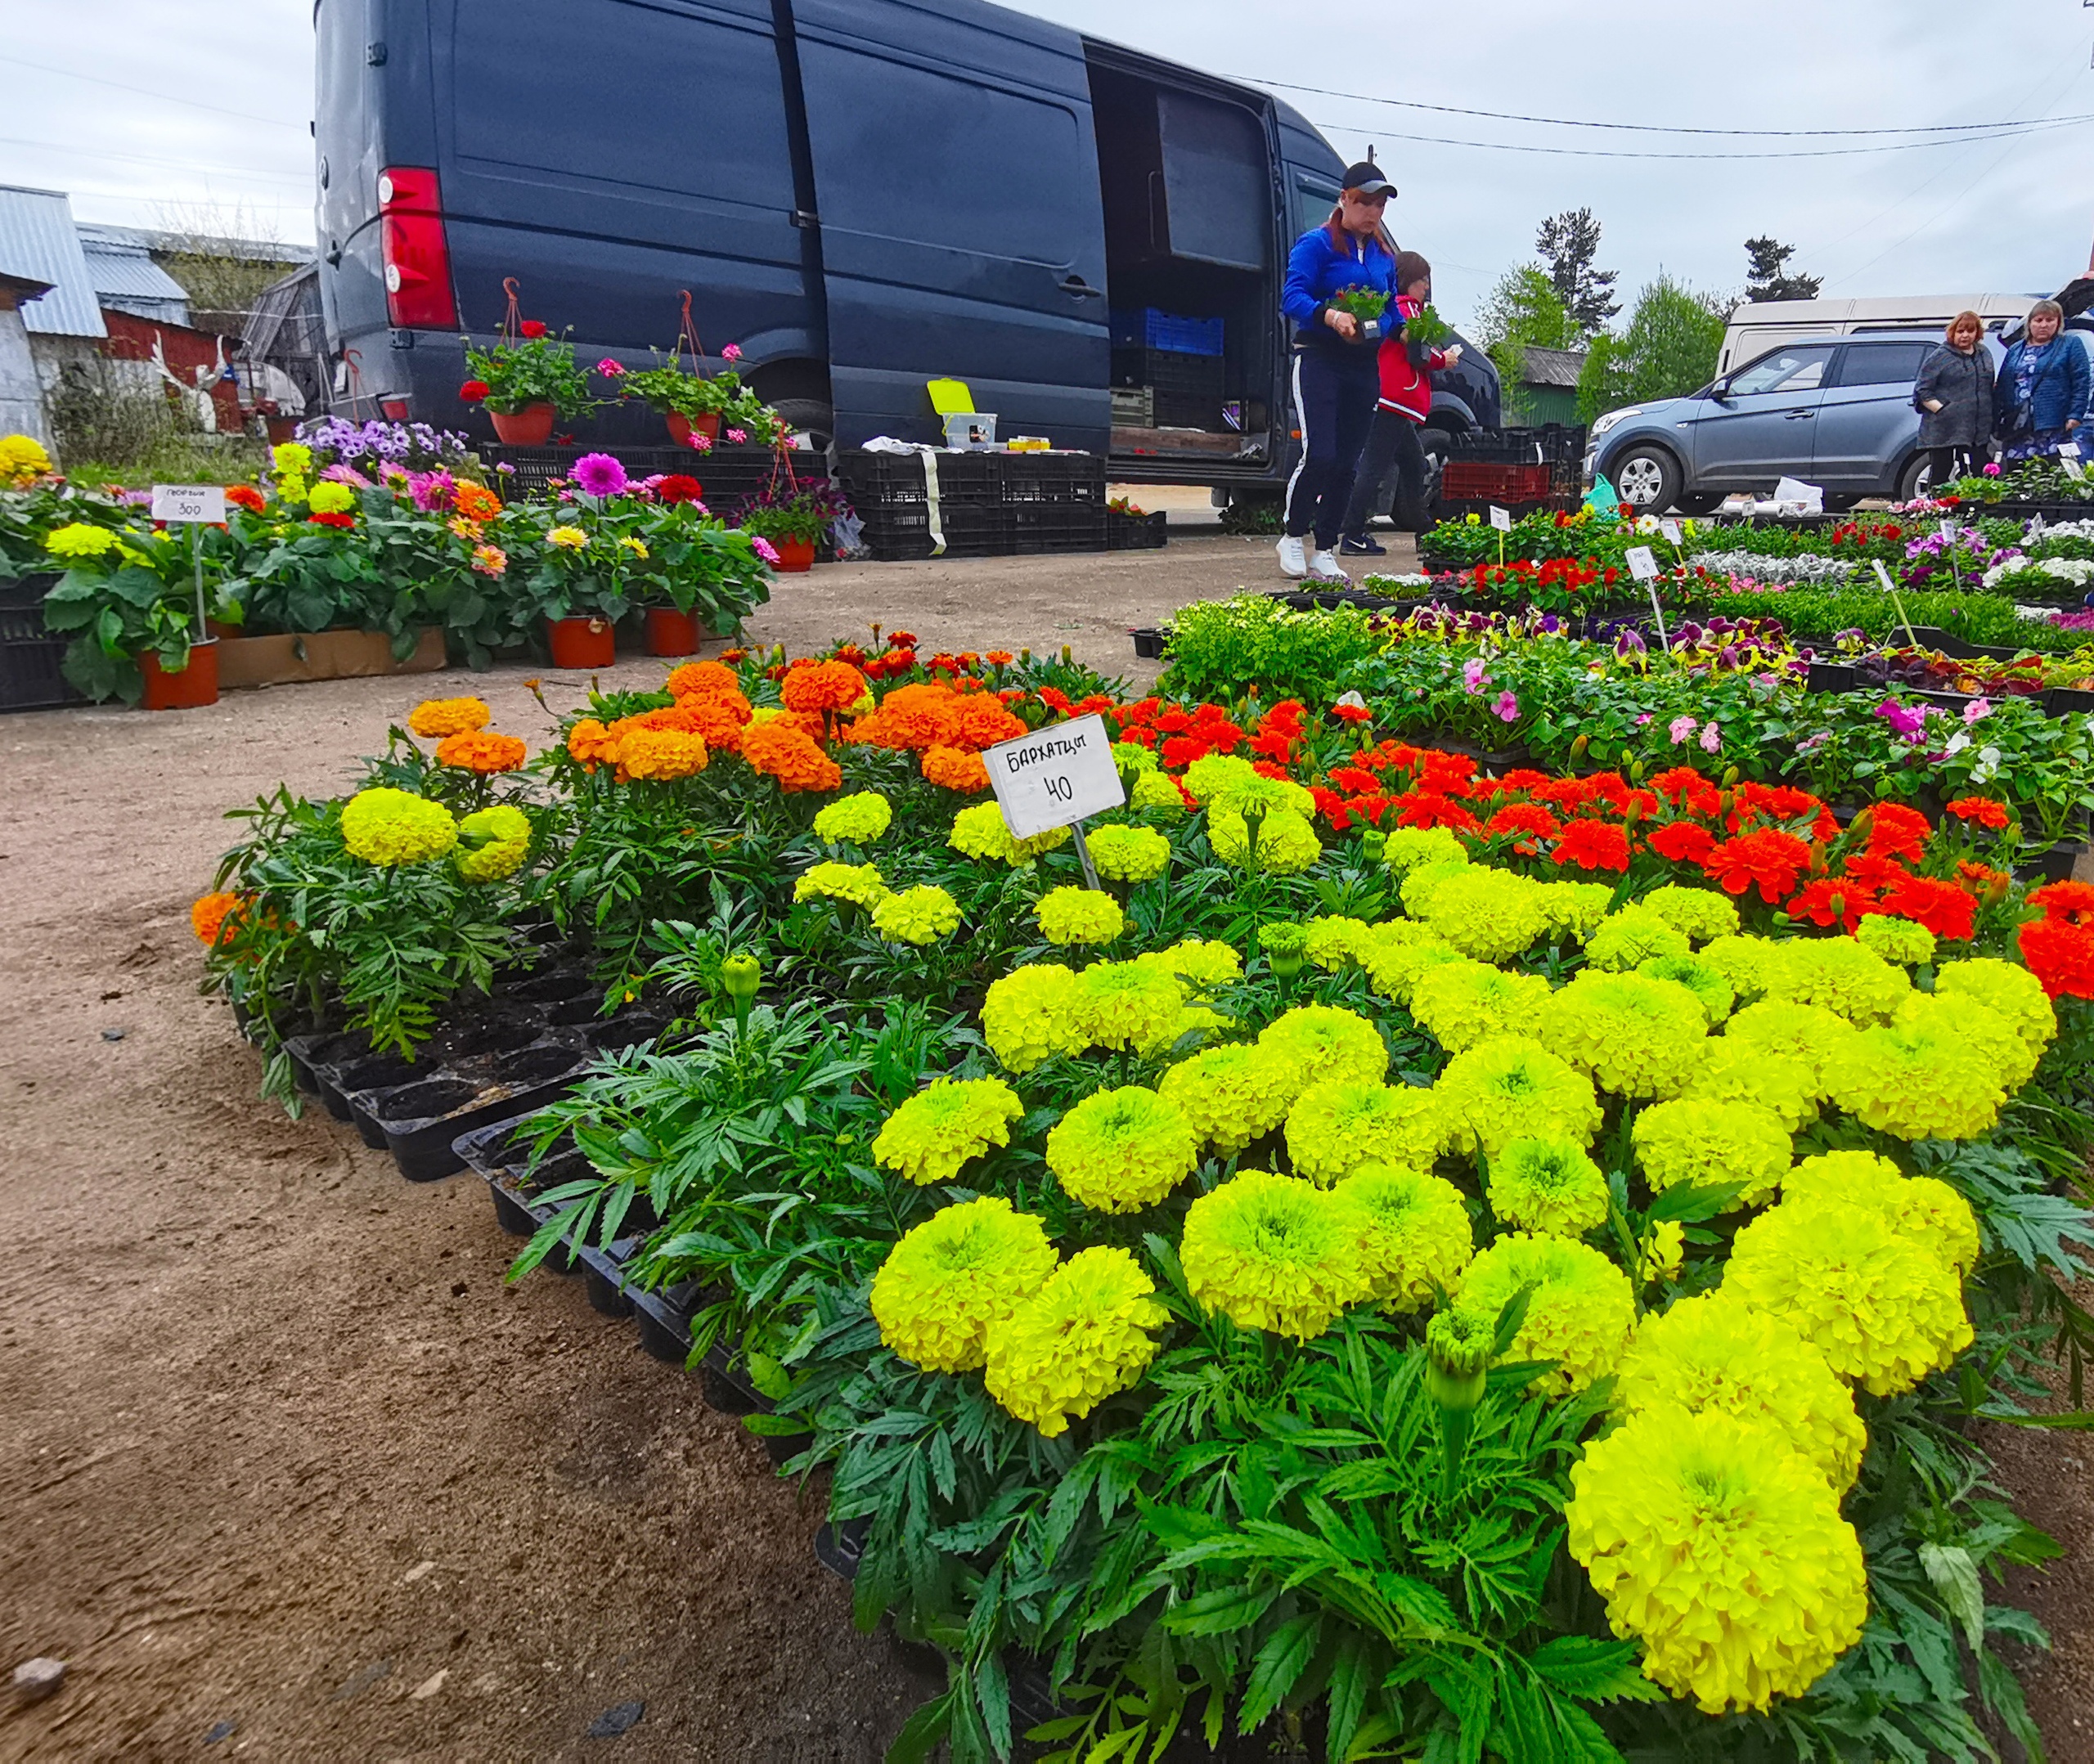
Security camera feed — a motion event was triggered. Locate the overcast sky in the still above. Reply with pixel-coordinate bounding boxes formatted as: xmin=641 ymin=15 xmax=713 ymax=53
xmin=6 ymin=0 xmax=2092 ymax=330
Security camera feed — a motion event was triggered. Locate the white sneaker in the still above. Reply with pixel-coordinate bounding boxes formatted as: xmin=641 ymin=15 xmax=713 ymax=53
xmin=1307 ymin=549 xmax=1349 ymax=582
xmin=1276 ymin=533 xmax=1307 ymax=578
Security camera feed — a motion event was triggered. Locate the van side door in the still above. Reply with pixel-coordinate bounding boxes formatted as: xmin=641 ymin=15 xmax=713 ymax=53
xmin=1811 ymin=339 xmax=1931 ymax=491
xmin=789 ymin=0 xmax=1111 ymax=450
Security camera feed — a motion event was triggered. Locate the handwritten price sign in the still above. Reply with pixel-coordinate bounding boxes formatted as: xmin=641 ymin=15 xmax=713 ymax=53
xmin=983 ymin=713 xmax=1125 ymax=840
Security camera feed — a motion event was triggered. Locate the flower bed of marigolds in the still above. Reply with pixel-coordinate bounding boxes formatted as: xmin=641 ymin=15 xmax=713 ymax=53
xmin=180 ymin=619 xmax=2094 ymax=1764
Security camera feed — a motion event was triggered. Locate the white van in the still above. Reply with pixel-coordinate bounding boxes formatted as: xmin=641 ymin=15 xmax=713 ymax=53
xmin=1718 ymin=294 xmax=2039 ymax=375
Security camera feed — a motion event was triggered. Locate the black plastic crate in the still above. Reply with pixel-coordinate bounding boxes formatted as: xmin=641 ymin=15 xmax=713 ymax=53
xmin=1007 ymin=502 xmax=1107 ymax=554
xmin=1112 ymin=345 xmax=1224 ymax=400
xmin=0 ymin=575 xmax=83 ymax=712
xmin=1107 ymin=509 xmax=1168 ymax=550
xmin=855 ymin=502 xmax=1006 ymax=561
xmin=1447 ymin=424 xmax=1587 ymax=469
xmin=838 ymin=450 xmax=1007 ymax=509
xmin=997 ymin=454 xmax=1107 ymax=503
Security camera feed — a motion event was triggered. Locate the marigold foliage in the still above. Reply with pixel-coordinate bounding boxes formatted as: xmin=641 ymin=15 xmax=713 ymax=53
xmin=1638 ymin=954 xmax=1735 ymax=1025
xmin=1422 ymin=869 xmax=1551 ymax=963
xmin=1822 ymin=1019 xmax=2006 ymax=1141
xmin=1536 ymin=971 xmax=1709 ymax=1100
xmin=1585 ymin=907 xmax=1692 ymax=972
xmin=455 ymin=804 xmax=532 ymax=882
xmin=1037 ymin=885 xmax=1126 ymax=947
xmin=407 ymin=696 xmax=492 ymax=738
xmin=1284 ymin=1079 xmax=1448 ymax=1184
xmin=981 ymin=963 xmax=1089 ymax=1072
xmin=1180 ymin=1169 xmax=1369 ymax=1340
xmin=1615 ymin=1296 xmax=1866 ymax=1492
xmin=1409 ymin=959 xmax=1551 ymax=1053
xmin=871 ymin=1076 xmax=1024 ymax=1186
xmin=1158 ymin=1043 xmax=1301 ymax=1156
xmin=1337 ymin=1161 xmax=1474 ymax=1310
xmin=1934 ymin=955 xmax=2056 ymax=1055
xmin=871 ymin=884 xmax=962 ymax=945
xmin=1566 ymin=1408 xmax=1867 ymax=1713
xmin=794 ymin=861 xmax=892 ymax=911
xmin=1436 ymin=1035 xmax=1603 ymax=1158
xmin=982 ymin=1246 xmax=1168 ymax=1435
xmin=1723 ymin=1198 xmax=1973 ymax=1394
xmin=1046 ymin=1086 xmax=1200 ymax=1213
xmin=1084 ymin=823 xmax=1171 ymax=884
xmin=339 ymin=787 xmax=459 ymax=865
xmin=1487 ymin=1134 xmax=1610 ymax=1237
xmin=1454 ymin=1232 xmax=1634 ymax=1396
xmin=1258 ymin=1004 xmax=1389 ymax=1092
xmin=812 ymin=791 xmax=893 ymax=845
xmin=1638 ymin=885 xmax=1742 ymax=946
xmin=870 ymin=1196 xmax=1058 ymax=1371
xmin=1633 ymin=1098 xmax=1791 ymax=1208
xmin=1764 ymin=937 xmax=1910 ymax=1026
xmin=1782 ymin=1151 xmax=1979 ymax=1277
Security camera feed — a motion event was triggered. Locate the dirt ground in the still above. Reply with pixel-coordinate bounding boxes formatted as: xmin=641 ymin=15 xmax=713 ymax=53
xmin=4 ymin=526 xmax=2091 ymax=1762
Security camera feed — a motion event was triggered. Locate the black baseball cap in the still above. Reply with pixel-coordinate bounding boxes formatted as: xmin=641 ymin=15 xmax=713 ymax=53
xmin=1340 ymin=161 xmax=1395 ymax=198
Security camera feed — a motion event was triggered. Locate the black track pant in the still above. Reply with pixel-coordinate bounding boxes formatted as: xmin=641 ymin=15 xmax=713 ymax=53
xmin=1341 ymin=406 xmax=1430 ymax=539
xmin=1284 ymin=348 xmax=1378 ymax=549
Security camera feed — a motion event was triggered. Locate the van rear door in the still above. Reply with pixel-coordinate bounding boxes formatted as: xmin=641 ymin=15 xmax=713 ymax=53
xmin=789 ymin=0 xmax=1110 ymax=450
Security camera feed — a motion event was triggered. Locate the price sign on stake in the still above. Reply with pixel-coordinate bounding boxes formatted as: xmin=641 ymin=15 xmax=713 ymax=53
xmin=985 ymin=711 xmax=1125 ymax=842
xmin=151 ymin=484 xmax=226 ymax=524
xmin=2063 ymin=456 xmax=2087 ymax=483
xmin=1657 ymin=518 xmax=1682 ymax=548
xmin=2060 ymin=439 xmax=2082 ymax=460
xmin=1624 ymin=545 xmax=1668 ymax=648
xmin=1487 ymin=505 xmax=1512 ymax=532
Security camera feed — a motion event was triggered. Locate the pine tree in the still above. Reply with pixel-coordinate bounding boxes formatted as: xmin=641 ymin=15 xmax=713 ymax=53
xmin=1743 ymin=236 xmax=1823 ymax=303
xmin=1535 ymin=209 xmax=1620 ymax=335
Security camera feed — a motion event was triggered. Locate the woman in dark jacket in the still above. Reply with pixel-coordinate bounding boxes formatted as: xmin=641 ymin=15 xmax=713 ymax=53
xmin=1993 ymin=299 xmax=2090 ymax=463
xmin=1912 ymin=310 xmax=1994 ymax=491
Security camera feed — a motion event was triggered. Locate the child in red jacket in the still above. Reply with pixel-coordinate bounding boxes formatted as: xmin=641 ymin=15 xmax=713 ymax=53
xmin=1339 ymin=251 xmax=1459 ymax=554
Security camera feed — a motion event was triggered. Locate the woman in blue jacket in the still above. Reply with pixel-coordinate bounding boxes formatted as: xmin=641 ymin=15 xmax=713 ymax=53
xmin=1278 ymin=161 xmax=1397 ymax=582
xmin=1993 ymin=299 xmax=2089 ymax=464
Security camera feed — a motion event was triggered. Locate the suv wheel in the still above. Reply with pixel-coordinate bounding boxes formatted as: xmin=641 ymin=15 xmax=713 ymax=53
xmin=1674 ymin=492 xmax=1723 ymax=516
xmin=1611 ymin=445 xmax=1681 ymax=512
xmin=1895 ymin=454 xmax=1932 ymax=504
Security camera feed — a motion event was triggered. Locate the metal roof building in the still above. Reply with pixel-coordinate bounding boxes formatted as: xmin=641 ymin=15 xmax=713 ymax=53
xmin=0 ymin=185 xmax=106 ymax=338
xmin=75 ymin=222 xmax=191 ymax=325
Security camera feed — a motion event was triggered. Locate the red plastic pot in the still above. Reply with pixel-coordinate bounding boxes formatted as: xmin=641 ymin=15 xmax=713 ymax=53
xmin=490 ymin=403 xmax=556 ymax=446
xmin=644 ymin=608 xmax=701 ymax=656
xmin=665 ymin=411 xmax=721 ymax=447
xmin=771 ymin=537 xmax=816 ymax=573
xmin=140 ymin=640 xmax=219 ymax=710
xmin=546 ymin=616 xmax=615 ymax=669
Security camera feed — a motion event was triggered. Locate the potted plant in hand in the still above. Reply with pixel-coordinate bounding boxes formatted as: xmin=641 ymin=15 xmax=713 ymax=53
xmin=733 ymin=475 xmax=852 ymax=572
xmin=460 ymin=320 xmax=597 ymax=445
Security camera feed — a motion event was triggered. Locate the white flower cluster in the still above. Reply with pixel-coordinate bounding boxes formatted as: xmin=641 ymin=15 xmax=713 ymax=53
xmin=1982 ymin=556 xmax=2094 ymax=590
xmin=1696 ymin=551 xmax=1858 ymax=586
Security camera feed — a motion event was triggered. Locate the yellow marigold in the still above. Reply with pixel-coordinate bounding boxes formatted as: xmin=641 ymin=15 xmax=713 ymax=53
xmin=1130 ymin=938 xmax=1242 ymax=997
xmin=434 ymin=729 xmax=529 ymax=774
xmin=1722 ymin=1197 xmax=1972 ymax=1395
xmin=1158 ymin=1042 xmax=1300 ymax=1156
xmin=1084 ymin=822 xmax=1171 ymax=884
xmin=1679 ymin=1040 xmax=1818 ymax=1133
xmin=1047 ymin=1087 xmax=1199 ymax=1213
xmin=1566 ymin=1408 xmax=1867 ymax=1713
xmin=1934 ymin=956 xmax=2056 ymax=1057
xmin=871 ymin=884 xmax=961 ymax=945
xmin=1487 ymin=1135 xmax=1609 ymax=1238
xmin=1436 ymin=1035 xmax=1602 ymax=1159
xmin=1632 ymin=1097 xmax=1791 ymax=1208
xmin=1355 ymin=921 xmax=1463 ymax=1004
xmin=1584 ymin=906 xmax=1691 ymax=972
xmin=339 ymin=787 xmax=458 ymax=866
xmin=811 ymin=791 xmax=892 ymax=846
xmin=794 ymin=861 xmax=892 ymax=911
xmin=191 ymin=890 xmax=245 ymax=946
xmin=1302 ymin=916 xmax=1371 ymax=970
xmin=547 ymin=524 xmax=589 ymax=549
xmin=922 ymin=743 xmax=991 ymax=793
xmin=1180 ymin=1169 xmax=1369 ymax=1340
xmin=1335 ymin=1162 xmax=1474 ymax=1310
xmin=1076 ymin=961 xmax=1185 ymax=1057
xmin=983 ymin=1246 xmax=1168 ymax=1435
xmin=872 ymin=1075 xmax=1025 ymax=1187
xmin=741 ymin=716 xmax=841 ymax=793
xmin=1409 ymin=959 xmax=1550 ymax=1053
xmin=1131 ymin=769 xmax=1188 ymax=814
xmin=1894 ymin=990 xmax=2038 ymax=1093
xmin=1284 ymin=1079 xmax=1447 ymax=1184
xmin=1382 ymin=826 xmax=1467 ymax=876
xmin=948 ymin=801 xmax=1069 ymax=865
xmin=615 ymin=727 xmax=709 ymax=782
xmin=1763 ymin=937 xmax=1910 ymax=1026
xmin=1210 ymin=806 xmax=1321 ymax=873
xmin=1257 ymin=1003 xmax=1388 ymax=1093
xmin=1183 ymin=753 xmax=1315 ymax=817
xmin=1782 ymin=1150 xmax=1979 ymax=1277
xmin=1721 ymin=1000 xmax=1858 ymax=1099
xmin=1637 ymin=954 xmax=1735 ymax=1026
xmin=1614 ymin=1295 xmax=1867 ymax=1493
xmin=1422 ymin=868 xmax=1552 ymax=963
xmin=1822 ymin=1019 xmax=2006 ymax=1141
xmin=1700 ymin=934 xmax=1782 ymax=1008
xmin=1638 ymin=885 xmax=1741 ymax=946
xmin=1454 ymin=1232 xmax=1634 ymax=1396
xmin=1536 ymin=971 xmax=1709 ymax=1101
xmin=1855 ymin=915 xmax=1935 ymax=967
xmin=455 ymin=804 xmax=531 ymax=883
xmin=870 ymin=1196 xmax=1058 ymax=1372
xmin=981 ymin=963 xmax=1088 ymax=1071
xmin=1533 ymin=880 xmax=1615 ymax=941
xmin=1037 ymin=886 xmax=1125 ymax=947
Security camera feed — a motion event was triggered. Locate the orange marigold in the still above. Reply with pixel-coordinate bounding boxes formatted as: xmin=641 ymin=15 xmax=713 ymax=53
xmin=677 ymin=692 xmax=753 ymax=752
xmin=922 ymin=744 xmax=991 ymax=793
xmin=780 ymin=658 xmax=868 ymax=715
xmin=954 ymin=694 xmax=1027 ymax=749
xmin=741 ymin=716 xmax=843 ymax=792
xmin=453 ymin=480 xmax=503 ymax=522
xmin=435 ymin=729 xmax=529 ymax=774
xmin=191 ymin=890 xmax=245 ymax=946
xmin=567 ymin=718 xmax=622 ymax=768
xmin=666 ymin=661 xmax=741 ymax=699
xmin=616 ymin=728 xmax=710 ymax=782
xmin=408 ymin=696 xmax=492 ymax=738
xmin=851 ymin=682 xmax=966 ymax=751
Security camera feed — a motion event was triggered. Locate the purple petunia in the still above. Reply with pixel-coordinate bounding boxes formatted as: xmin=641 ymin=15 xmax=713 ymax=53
xmin=1875 ymin=699 xmax=1928 ymax=742
xmin=571 ymin=452 xmax=629 ymax=498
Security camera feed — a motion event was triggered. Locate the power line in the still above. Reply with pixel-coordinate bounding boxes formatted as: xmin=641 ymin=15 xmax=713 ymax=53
xmin=0 ymin=52 xmax=308 ymax=129
xmin=1305 ymin=115 xmax=2088 ymax=160
xmin=1246 ymin=71 xmax=2094 ymax=137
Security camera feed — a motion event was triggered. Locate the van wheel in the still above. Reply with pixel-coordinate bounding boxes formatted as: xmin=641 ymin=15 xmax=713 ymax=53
xmin=1418 ymin=424 xmax=1455 ymax=523
xmin=770 ymin=397 xmax=836 ymax=468
xmin=1611 ymin=445 xmax=1680 ymax=511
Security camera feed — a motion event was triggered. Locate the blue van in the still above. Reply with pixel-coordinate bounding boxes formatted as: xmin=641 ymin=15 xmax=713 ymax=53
xmin=313 ymin=0 xmax=1495 ymax=494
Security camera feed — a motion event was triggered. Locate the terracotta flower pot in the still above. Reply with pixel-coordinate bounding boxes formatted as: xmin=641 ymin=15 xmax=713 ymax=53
xmin=140 ymin=640 xmax=219 ymax=711
xmin=771 ymin=537 xmax=817 ymax=572
xmin=491 ymin=402 xmax=557 ymax=445
xmin=546 ymin=615 xmax=616 ymax=669
xmin=665 ymin=411 xmax=721 ymax=447
xmin=643 ymin=608 xmax=701 ymax=656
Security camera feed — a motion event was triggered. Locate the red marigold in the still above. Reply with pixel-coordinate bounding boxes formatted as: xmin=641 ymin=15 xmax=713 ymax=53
xmin=741 ymin=717 xmax=841 ymax=792
xmin=1039 ymin=687 xmax=1073 ymax=714
xmin=1160 ymin=734 xmax=1209 ymax=770
xmin=1497 ymin=768 xmax=1553 ymax=793
xmin=886 ymin=630 xmax=919 ymax=650
xmin=2019 ymin=917 xmax=2094 ymax=999
xmin=1530 ymin=776 xmax=1597 ymax=812
xmin=921 ymin=743 xmax=991 ymax=793
xmin=1947 ymin=796 xmax=2011 ymax=831
xmin=1251 ymin=729 xmax=1296 ymax=762
xmin=1649 ymin=765 xmax=1710 ymax=801
xmin=1413 ymin=752 xmax=1476 ymax=794
xmin=1551 ymin=818 xmax=1631 ymax=873
xmin=1347 ymin=792 xmax=1391 ymax=825
xmin=1647 ymin=821 xmax=1718 ymax=866
xmin=2029 ymin=882 xmax=2094 ymax=928
xmin=1879 ymin=871 xmax=1975 ymax=941
xmin=1391 ymin=791 xmax=1480 ymax=833
xmin=1310 ymin=784 xmax=1348 ymax=828
xmin=435 ymin=729 xmax=528 ymax=774
xmin=1954 ymin=860 xmax=2012 ymax=907
xmin=1486 ymin=803 xmax=1562 ymax=846
xmin=1326 ymin=765 xmax=1381 ymax=794
xmin=1786 ymin=878 xmax=1875 ymax=933
xmin=1860 ymin=801 xmax=1931 ymax=862
xmin=1331 ymin=702 xmax=1371 ymax=724
xmin=1701 ymin=829 xmax=1813 ymax=903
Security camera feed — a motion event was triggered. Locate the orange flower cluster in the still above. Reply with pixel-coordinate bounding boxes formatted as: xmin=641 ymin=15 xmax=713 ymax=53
xmin=407 ymin=696 xmax=492 ymax=738
xmin=2021 ymin=882 xmax=2094 ymax=999
xmin=922 ymin=745 xmax=991 ymax=793
xmin=568 ymin=701 xmax=726 ymax=782
xmin=780 ymin=658 xmax=868 ymax=716
xmin=191 ymin=890 xmax=246 ymax=946
xmin=742 ymin=716 xmax=842 ymax=792
xmin=453 ymin=480 xmax=503 ymax=522
xmin=435 ymin=729 xmax=528 ymax=774
xmin=665 ymin=661 xmax=756 ymax=752
xmin=849 ymin=682 xmax=1026 ymax=753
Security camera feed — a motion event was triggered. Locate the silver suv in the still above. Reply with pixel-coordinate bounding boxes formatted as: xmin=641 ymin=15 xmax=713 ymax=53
xmin=1584 ymin=333 xmax=2001 ymax=513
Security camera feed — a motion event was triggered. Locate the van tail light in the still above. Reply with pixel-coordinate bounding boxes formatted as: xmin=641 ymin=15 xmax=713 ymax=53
xmin=378 ymin=165 xmax=457 ymax=330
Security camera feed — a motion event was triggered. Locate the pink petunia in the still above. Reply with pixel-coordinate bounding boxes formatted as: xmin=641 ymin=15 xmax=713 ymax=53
xmin=750 ymin=534 xmax=780 ymax=565
xmin=1964 ymin=697 xmax=1992 ymax=725
xmin=1699 ymin=721 xmax=1721 ymax=753
xmin=595 ymin=357 xmax=625 ymax=377
xmin=1669 ymin=715 xmax=1697 ymax=745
